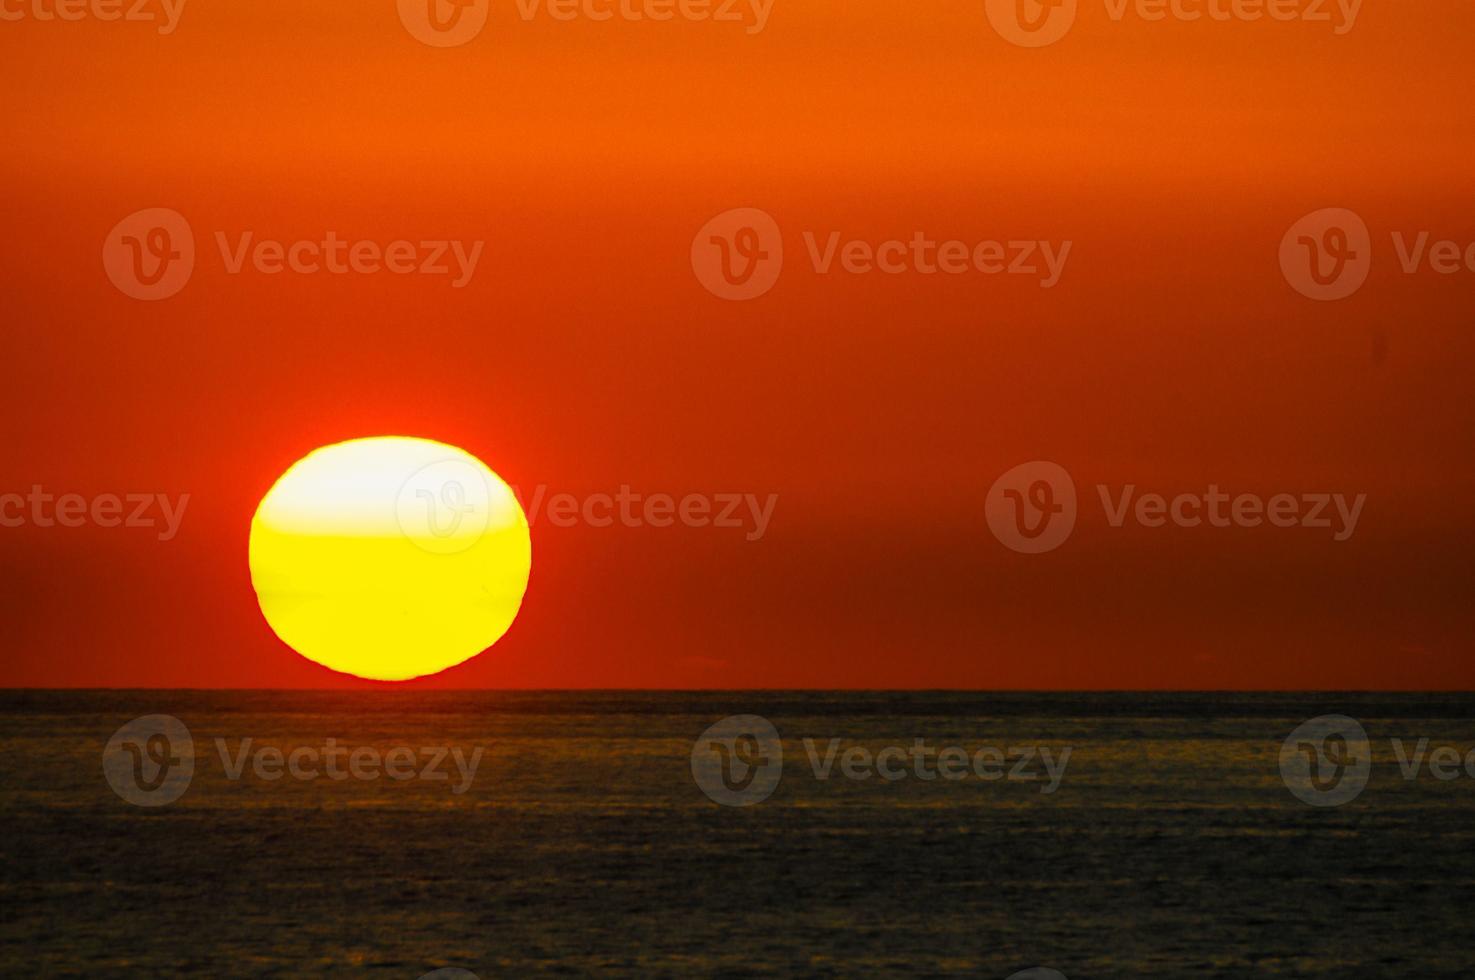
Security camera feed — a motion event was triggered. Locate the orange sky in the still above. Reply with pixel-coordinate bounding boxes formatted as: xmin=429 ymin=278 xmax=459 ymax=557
xmin=2 ymin=0 xmax=1472 ymax=688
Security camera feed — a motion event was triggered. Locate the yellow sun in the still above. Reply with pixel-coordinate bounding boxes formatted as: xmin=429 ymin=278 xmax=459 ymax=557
xmin=248 ymin=437 xmax=531 ymax=681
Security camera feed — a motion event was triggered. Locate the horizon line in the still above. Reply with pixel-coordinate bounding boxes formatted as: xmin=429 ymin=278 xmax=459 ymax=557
xmin=6 ymin=686 xmax=1475 ymax=694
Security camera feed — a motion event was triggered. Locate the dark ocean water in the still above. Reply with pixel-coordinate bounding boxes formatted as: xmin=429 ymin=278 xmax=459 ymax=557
xmin=3 ymin=691 xmax=1475 ymax=978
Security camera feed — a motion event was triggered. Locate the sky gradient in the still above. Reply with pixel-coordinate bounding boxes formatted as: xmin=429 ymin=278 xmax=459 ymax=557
xmin=2 ymin=0 xmax=1472 ymax=688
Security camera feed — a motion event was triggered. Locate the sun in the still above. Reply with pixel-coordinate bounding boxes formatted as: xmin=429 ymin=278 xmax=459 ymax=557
xmin=248 ymin=436 xmax=531 ymax=681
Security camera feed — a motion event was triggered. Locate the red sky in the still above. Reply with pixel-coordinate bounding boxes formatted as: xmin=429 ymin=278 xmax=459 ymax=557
xmin=2 ymin=0 xmax=1472 ymax=688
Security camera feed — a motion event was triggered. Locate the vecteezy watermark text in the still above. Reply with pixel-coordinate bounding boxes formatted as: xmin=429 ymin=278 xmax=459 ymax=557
xmin=1 ymin=0 xmax=186 ymax=34
xmin=397 ymin=0 xmax=770 ymax=47
xmin=103 ymin=208 xmax=483 ymax=300
xmin=215 ymin=232 xmax=482 ymax=286
xmin=1095 ymin=485 xmax=1363 ymax=540
xmin=1 ymin=487 xmax=189 ymax=541
xmin=103 ymin=715 xmax=484 ymax=806
xmin=513 ymin=484 xmax=778 ymax=540
xmin=1280 ymin=207 xmax=1475 ymax=301
xmin=985 ymin=460 xmax=1365 ymax=554
xmin=1280 ymin=714 xmax=1475 ymax=807
xmin=214 ymin=737 xmax=482 ymax=794
xmin=692 ymin=208 xmax=1071 ymax=300
xmin=984 ymin=0 xmax=1359 ymax=48
xmin=801 ymin=232 xmax=1070 ymax=286
xmin=803 ymin=738 xmax=1071 ymax=792
xmin=512 ymin=0 xmax=771 ymax=31
xmin=691 ymin=714 xmax=1072 ymax=806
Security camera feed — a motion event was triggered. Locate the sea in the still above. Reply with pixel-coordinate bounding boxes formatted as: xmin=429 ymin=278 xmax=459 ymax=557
xmin=2 ymin=691 xmax=1474 ymax=978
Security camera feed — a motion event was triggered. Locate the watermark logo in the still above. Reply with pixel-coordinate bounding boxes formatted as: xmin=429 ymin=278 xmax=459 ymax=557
xmin=106 ymin=718 xmax=484 ymax=806
xmin=986 ymin=461 xmax=1077 ymax=554
xmin=103 ymin=208 xmax=195 ymax=301
xmin=1282 ymin=208 xmax=1475 ymax=299
xmin=691 ymin=207 xmax=783 ymax=301
xmin=988 ymin=461 xmax=1366 ymax=553
xmin=694 ymin=210 xmax=1072 ymax=299
xmin=398 ymin=0 xmax=489 ymax=47
xmin=1281 ymin=716 xmax=1475 ymax=807
xmin=984 ymin=0 xmax=1077 ymax=47
xmin=417 ymin=969 xmax=480 ymax=979
xmin=1007 ymin=970 xmax=1068 ymax=980
xmin=103 ymin=714 xmax=195 ymax=806
xmin=691 ymin=714 xmax=784 ymax=806
xmin=1279 ymin=714 xmax=1371 ymax=807
xmin=1280 ymin=207 xmax=1371 ymax=301
xmin=396 ymin=459 xmax=497 ymax=555
xmin=104 ymin=209 xmax=483 ymax=298
xmin=692 ymin=715 xmax=1073 ymax=805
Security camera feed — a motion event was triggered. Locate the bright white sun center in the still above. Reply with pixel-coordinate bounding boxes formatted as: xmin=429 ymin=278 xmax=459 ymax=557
xmin=248 ymin=436 xmax=531 ymax=681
